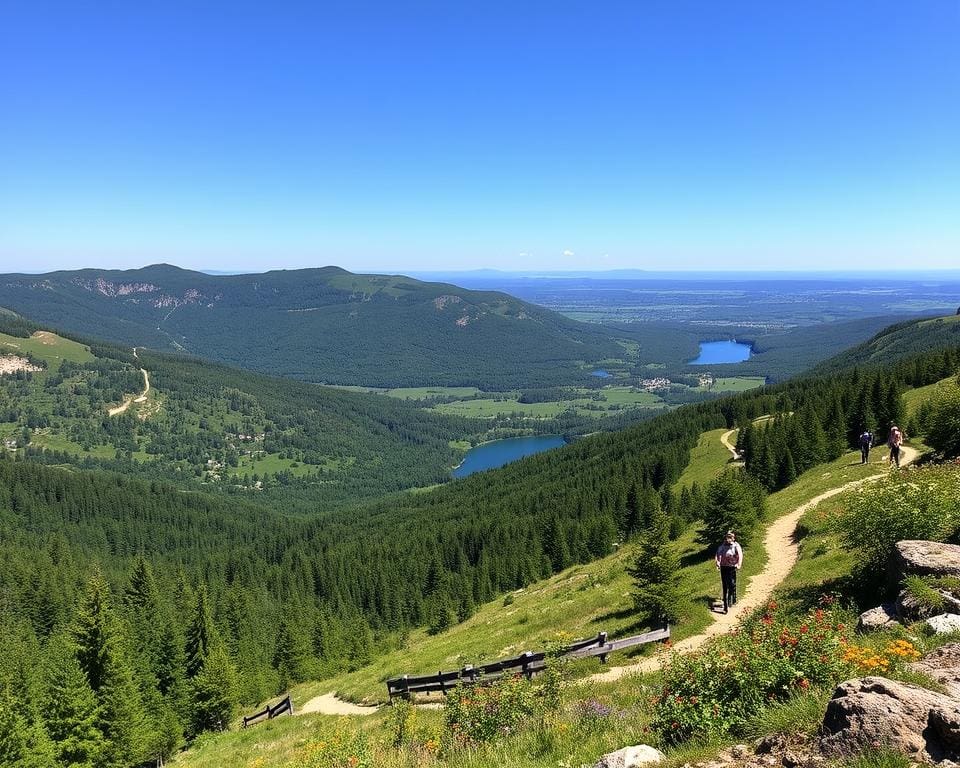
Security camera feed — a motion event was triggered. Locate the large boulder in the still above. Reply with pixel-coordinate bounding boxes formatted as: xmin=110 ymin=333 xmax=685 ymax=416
xmin=909 ymin=643 xmax=960 ymax=698
xmin=893 ymin=541 xmax=960 ymax=587
xmin=928 ymin=614 xmax=960 ymax=635
xmin=857 ymin=604 xmax=900 ymax=631
xmin=592 ymin=745 xmax=665 ymax=768
xmin=820 ymin=676 xmax=960 ymax=762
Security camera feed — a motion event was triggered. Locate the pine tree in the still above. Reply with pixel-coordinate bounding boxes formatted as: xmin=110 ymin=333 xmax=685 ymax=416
xmin=700 ymin=471 xmax=766 ymax=548
xmin=70 ymin=569 xmax=145 ymax=768
xmin=185 ymin=586 xmax=215 ymax=680
xmin=626 ymin=509 xmax=683 ymax=626
xmin=190 ymin=644 xmax=238 ymax=735
xmin=273 ymin=616 xmax=314 ymax=691
xmin=40 ymin=636 xmax=104 ymax=768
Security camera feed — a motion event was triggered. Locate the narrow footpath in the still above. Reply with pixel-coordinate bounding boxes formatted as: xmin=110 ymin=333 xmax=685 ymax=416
xmin=300 ymin=438 xmax=918 ymax=714
xmin=107 ymin=349 xmax=150 ymax=416
xmin=589 ymin=444 xmax=919 ymax=682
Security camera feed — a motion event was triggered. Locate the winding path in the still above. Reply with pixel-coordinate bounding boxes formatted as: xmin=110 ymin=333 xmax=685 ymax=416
xmin=107 ymin=348 xmax=150 ymax=416
xmin=299 ymin=439 xmax=919 ymax=713
xmin=720 ymin=428 xmax=742 ymax=462
xmin=588 ymin=444 xmax=919 ymax=683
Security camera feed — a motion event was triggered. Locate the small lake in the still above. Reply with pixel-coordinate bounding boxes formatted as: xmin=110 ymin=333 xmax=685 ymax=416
xmin=689 ymin=340 xmax=753 ymax=365
xmin=453 ymin=435 xmax=567 ymax=478
xmin=591 ymin=369 xmax=612 ymax=378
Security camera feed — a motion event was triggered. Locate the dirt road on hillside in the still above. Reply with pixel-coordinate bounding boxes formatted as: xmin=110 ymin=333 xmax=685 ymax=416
xmin=107 ymin=366 xmax=150 ymax=416
xmin=588 ymin=445 xmax=919 ymax=683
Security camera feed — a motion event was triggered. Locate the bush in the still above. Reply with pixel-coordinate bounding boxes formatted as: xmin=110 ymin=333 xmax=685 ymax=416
xmin=925 ymin=382 xmax=960 ymax=458
xmin=292 ymin=729 xmax=374 ymax=768
xmin=444 ymin=674 xmax=540 ymax=745
xmin=834 ymin=466 xmax=960 ymax=571
xmin=652 ymin=600 xmax=852 ymax=744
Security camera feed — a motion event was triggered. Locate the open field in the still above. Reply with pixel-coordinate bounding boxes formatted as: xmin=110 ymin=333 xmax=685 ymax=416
xmin=903 ymin=373 xmax=958 ymax=417
xmin=0 ymin=330 xmax=94 ymax=369
xmin=433 ymin=386 xmax=667 ymax=418
xmin=672 ymin=427 xmax=735 ymax=490
xmin=705 ymin=376 xmax=766 ymax=392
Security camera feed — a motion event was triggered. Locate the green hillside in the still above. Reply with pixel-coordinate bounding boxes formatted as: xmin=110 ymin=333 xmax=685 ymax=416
xmin=0 ymin=264 xmax=631 ymax=389
xmin=812 ymin=312 xmax=960 ymax=374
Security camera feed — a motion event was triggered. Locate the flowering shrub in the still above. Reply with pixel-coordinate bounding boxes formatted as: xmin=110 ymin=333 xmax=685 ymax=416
xmin=572 ymin=697 xmax=628 ymax=735
xmin=292 ymin=729 xmax=374 ymax=768
xmin=842 ymin=639 xmax=920 ymax=674
xmin=444 ymin=674 xmax=539 ymax=745
xmin=653 ymin=600 xmax=853 ymax=744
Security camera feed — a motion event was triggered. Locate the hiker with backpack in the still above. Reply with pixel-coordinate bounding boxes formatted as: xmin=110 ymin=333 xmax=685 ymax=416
xmin=888 ymin=425 xmax=904 ymax=468
xmin=859 ymin=428 xmax=874 ymax=464
xmin=715 ymin=531 xmax=743 ymax=614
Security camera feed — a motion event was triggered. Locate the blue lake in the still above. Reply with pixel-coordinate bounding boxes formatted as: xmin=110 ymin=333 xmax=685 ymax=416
xmin=591 ymin=369 xmax=612 ymax=378
xmin=689 ymin=340 xmax=753 ymax=365
xmin=453 ymin=435 xmax=567 ymax=478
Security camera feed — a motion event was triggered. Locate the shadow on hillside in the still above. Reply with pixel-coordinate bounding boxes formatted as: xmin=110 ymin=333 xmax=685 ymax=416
xmin=778 ymin=568 xmax=885 ymax=613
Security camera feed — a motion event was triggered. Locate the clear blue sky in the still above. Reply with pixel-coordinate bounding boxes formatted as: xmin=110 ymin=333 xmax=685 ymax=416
xmin=1 ymin=1 xmax=958 ymax=273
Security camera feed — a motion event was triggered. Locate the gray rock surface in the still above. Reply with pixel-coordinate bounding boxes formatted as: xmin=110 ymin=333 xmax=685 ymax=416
xmin=820 ymin=676 xmax=960 ymax=762
xmin=593 ymin=745 xmax=665 ymax=768
xmin=857 ymin=603 xmax=900 ymax=631
xmin=893 ymin=541 xmax=960 ymax=586
xmin=908 ymin=643 xmax=960 ymax=697
xmin=928 ymin=614 xmax=960 ymax=635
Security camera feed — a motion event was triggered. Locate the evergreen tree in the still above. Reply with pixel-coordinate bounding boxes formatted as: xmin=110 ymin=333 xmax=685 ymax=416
xmin=700 ymin=471 xmax=767 ymax=548
xmin=70 ymin=570 xmax=145 ymax=768
xmin=189 ymin=645 xmax=238 ymax=735
xmin=626 ymin=509 xmax=683 ymax=626
xmin=272 ymin=616 xmax=314 ymax=691
xmin=185 ymin=586 xmax=216 ymax=680
xmin=40 ymin=636 xmax=104 ymax=768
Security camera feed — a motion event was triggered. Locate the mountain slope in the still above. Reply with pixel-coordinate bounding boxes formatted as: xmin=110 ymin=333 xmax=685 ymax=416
xmin=812 ymin=313 xmax=960 ymax=374
xmin=0 ymin=264 xmax=627 ymax=388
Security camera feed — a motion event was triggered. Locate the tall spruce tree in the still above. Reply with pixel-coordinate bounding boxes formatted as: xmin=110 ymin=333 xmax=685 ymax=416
xmin=626 ymin=508 xmax=683 ymax=626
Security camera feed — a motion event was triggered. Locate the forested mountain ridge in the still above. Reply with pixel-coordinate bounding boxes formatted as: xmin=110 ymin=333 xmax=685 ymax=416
xmin=0 ymin=313 xmax=487 ymax=508
xmin=812 ymin=313 xmax=960 ymax=374
xmin=0 ymin=264 xmax=629 ymax=388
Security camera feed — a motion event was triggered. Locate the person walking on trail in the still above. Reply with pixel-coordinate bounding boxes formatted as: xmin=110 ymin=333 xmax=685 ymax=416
xmin=888 ymin=425 xmax=904 ymax=468
xmin=859 ymin=428 xmax=874 ymax=464
xmin=715 ymin=531 xmax=743 ymax=614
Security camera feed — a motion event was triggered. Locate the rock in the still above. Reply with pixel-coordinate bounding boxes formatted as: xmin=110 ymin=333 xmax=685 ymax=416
xmin=858 ymin=604 xmax=901 ymax=631
xmin=781 ymin=751 xmax=803 ymax=768
xmin=898 ymin=590 xmax=940 ymax=622
xmin=756 ymin=734 xmax=787 ymax=754
xmin=593 ymin=745 xmax=665 ymax=768
xmin=927 ymin=614 xmax=960 ymax=634
xmin=731 ymin=744 xmax=749 ymax=759
xmin=909 ymin=643 xmax=960 ymax=697
xmin=893 ymin=541 xmax=960 ymax=587
xmin=820 ymin=676 xmax=960 ymax=762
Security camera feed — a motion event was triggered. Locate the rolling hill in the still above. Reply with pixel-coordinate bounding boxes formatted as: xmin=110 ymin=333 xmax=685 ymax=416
xmin=0 ymin=264 xmax=629 ymax=389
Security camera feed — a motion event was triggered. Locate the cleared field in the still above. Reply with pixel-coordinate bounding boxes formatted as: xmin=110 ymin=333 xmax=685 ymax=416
xmin=903 ymin=374 xmax=958 ymax=417
xmin=705 ymin=376 xmax=766 ymax=392
xmin=673 ymin=427 xmax=735 ymax=490
xmin=0 ymin=330 xmax=94 ymax=369
xmin=434 ymin=386 xmax=666 ymax=418
xmin=229 ymin=452 xmax=352 ymax=477
xmin=385 ymin=386 xmax=482 ymax=399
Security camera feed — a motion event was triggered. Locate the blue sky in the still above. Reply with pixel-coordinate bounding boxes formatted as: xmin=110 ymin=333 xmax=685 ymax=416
xmin=1 ymin=1 xmax=958 ymax=273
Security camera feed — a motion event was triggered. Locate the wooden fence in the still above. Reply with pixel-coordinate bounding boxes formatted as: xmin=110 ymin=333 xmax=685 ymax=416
xmin=242 ymin=693 xmax=294 ymax=727
xmin=386 ymin=625 xmax=669 ymax=700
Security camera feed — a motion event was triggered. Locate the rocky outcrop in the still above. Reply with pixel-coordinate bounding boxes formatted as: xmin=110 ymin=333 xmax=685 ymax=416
xmin=928 ymin=615 xmax=960 ymax=635
xmin=908 ymin=643 xmax=960 ymax=698
xmin=893 ymin=541 xmax=960 ymax=586
xmin=820 ymin=676 xmax=960 ymax=762
xmin=592 ymin=745 xmax=664 ymax=768
xmin=857 ymin=603 xmax=900 ymax=632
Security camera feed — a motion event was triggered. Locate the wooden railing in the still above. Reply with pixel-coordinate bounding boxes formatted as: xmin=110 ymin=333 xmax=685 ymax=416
xmin=242 ymin=693 xmax=294 ymax=727
xmin=385 ymin=626 xmax=669 ymax=700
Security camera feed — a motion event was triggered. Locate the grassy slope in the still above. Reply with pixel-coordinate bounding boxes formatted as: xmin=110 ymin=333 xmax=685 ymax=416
xmin=672 ymin=427 xmax=733 ymax=490
xmin=0 ymin=329 xmax=94 ymax=369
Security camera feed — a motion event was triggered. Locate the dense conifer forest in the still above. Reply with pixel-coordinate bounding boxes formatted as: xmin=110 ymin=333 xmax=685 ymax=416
xmin=2 ymin=317 xmax=958 ymax=763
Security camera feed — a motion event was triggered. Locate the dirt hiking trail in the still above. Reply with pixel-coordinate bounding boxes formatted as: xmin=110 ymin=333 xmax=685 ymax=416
xmin=300 ymin=440 xmax=918 ymax=714
xmin=589 ymin=444 xmax=919 ymax=683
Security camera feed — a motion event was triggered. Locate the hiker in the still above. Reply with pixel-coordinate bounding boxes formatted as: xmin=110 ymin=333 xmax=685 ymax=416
xmin=888 ymin=425 xmax=903 ymax=468
xmin=859 ymin=428 xmax=874 ymax=464
xmin=715 ymin=531 xmax=743 ymax=614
